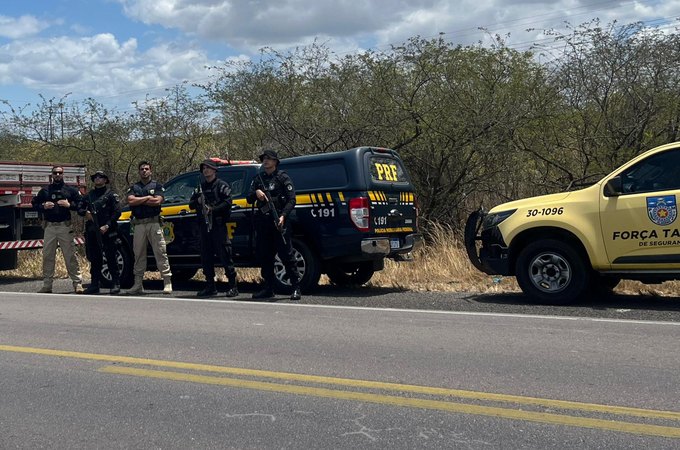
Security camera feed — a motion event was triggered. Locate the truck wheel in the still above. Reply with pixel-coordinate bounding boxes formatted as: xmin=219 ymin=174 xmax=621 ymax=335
xmin=327 ymin=262 xmax=375 ymax=286
xmin=101 ymin=245 xmax=134 ymax=289
xmin=273 ymin=239 xmax=321 ymax=293
xmin=515 ymin=239 xmax=590 ymax=305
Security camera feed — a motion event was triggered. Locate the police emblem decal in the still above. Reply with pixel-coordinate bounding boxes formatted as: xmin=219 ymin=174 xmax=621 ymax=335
xmin=647 ymin=195 xmax=677 ymax=226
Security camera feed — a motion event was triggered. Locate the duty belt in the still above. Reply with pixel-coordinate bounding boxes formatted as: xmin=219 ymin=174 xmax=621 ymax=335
xmin=131 ymin=216 xmax=159 ymax=225
xmin=45 ymin=220 xmax=71 ymax=227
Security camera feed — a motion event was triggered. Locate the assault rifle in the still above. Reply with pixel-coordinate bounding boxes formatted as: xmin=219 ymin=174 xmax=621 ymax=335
xmin=87 ymin=195 xmax=104 ymax=251
xmin=256 ymin=171 xmax=286 ymax=245
xmin=197 ymin=175 xmax=213 ymax=232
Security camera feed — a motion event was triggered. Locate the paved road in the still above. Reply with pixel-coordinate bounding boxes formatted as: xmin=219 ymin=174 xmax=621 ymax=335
xmin=1 ymin=286 xmax=679 ymax=448
xmin=2 ymin=276 xmax=680 ymax=322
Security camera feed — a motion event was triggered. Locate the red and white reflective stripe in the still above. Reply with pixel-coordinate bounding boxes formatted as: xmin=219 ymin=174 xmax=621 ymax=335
xmin=0 ymin=236 xmax=85 ymax=250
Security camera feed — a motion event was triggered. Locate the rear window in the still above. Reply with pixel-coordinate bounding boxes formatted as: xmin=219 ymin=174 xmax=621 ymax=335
xmin=368 ymin=155 xmax=409 ymax=183
xmin=283 ymin=160 xmax=349 ymax=191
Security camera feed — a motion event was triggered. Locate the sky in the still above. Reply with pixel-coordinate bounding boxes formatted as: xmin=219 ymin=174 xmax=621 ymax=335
xmin=0 ymin=0 xmax=678 ymax=112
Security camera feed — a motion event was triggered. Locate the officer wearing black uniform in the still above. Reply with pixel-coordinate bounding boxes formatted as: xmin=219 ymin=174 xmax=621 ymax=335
xmin=189 ymin=159 xmax=238 ymax=298
xmin=246 ymin=150 xmax=302 ymax=301
xmin=31 ymin=166 xmax=83 ymax=294
xmin=78 ymin=171 xmax=122 ymax=295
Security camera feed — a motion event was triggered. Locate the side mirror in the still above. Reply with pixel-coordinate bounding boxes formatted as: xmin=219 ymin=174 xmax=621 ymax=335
xmin=604 ymin=176 xmax=623 ymax=197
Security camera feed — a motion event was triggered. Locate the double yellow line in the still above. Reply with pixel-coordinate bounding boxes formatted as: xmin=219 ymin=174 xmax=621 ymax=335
xmin=2 ymin=344 xmax=679 ymax=439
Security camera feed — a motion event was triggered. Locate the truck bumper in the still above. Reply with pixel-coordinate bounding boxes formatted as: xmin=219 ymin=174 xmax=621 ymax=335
xmin=464 ymin=209 xmax=511 ymax=275
xmin=479 ymin=244 xmax=511 ymax=275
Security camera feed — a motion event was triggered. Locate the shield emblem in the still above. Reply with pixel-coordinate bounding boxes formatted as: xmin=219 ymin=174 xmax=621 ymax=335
xmin=647 ymin=195 xmax=677 ymax=226
xmin=162 ymin=221 xmax=175 ymax=244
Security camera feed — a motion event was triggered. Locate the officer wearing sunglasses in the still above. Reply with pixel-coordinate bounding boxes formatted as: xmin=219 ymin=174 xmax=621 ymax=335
xmin=31 ymin=166 xmax=84 ymax=294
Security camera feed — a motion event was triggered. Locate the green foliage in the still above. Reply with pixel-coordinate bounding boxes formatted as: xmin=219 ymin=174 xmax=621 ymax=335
xmin=2 ymin=20 xmax=680 ymax=229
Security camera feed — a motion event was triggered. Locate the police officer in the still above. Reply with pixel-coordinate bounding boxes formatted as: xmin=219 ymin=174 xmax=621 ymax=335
xmin=78 ymin=171 xmax=122 ymax=295
xmin=189 ymin=159 xmax=239 ymax=298
xmin=247 ymin=150 xmax=302 ymax=301
xmin=125 ymin=161 xmax=172 ymax=295
xmin=31 ymin=166 xmax=84 ymax=294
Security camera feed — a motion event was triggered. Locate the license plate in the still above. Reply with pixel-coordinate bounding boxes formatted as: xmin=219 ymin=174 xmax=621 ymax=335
xmin=390 ymin=238 xmax=400 ymax=249
xmin=24 ymin=211 xmax=38 ymax=218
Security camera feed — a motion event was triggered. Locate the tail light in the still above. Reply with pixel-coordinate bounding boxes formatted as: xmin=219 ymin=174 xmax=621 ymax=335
xmin=349 ymin=197 xmax=370 ymax=231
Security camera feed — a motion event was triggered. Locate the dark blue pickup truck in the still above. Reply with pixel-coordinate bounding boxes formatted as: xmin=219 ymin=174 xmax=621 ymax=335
xmin=109 ymin=147 xmax=422 ymax=292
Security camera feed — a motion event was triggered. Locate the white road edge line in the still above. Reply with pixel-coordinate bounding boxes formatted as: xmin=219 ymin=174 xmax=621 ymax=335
xmin=3 ymin=290 xmax=679 ymax=326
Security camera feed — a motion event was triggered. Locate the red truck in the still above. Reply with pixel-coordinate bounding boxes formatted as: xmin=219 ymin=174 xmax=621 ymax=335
xmin=0 ymin=161 xmax=87 ymax=270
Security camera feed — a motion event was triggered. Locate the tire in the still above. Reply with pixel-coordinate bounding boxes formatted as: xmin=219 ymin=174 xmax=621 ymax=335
xmin=515 ymin=239 xmax=590 ymax=305
xmin=326 ymin=261 xmax=376 ymax=286
xmin=100 ymin=244 xmax=134 ymax=288
xmin=273 ymin=239 xmax=321 ymax=293
xmin=171 ymin=268 xmax=199 ymax=283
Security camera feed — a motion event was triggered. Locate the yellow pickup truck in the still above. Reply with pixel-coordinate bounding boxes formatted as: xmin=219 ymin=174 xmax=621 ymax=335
xmin=465 ymin=141 xmax=680 ymax=304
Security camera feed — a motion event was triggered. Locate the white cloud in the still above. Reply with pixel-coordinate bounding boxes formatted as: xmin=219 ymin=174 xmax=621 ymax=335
xmin=117 ymin=0 xmax=680 ymax=52
xmin=0 ymin=14 xmax=49 ymax=39
xmin=0 ymin=33 xmax=216 ymax=104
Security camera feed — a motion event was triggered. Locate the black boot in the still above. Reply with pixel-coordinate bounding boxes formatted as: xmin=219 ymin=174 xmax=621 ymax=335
xmin=197 ymin=282 xmax=217 ymax=297
xmin=225 ymin=283 xmax=239 ymax=298
xmin=290 ymin=286 xmax=302 ymax=301
xmin=83 ymin=283 xmax=100 ymax=295
xmin=110 ymin=280 xmax=121 ymax=295
xmin=252 ymin=288 xmax=274 ymax=299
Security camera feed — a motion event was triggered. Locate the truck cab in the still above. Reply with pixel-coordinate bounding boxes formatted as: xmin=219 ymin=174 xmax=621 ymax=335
xmin=465 ymin=141 xmax=680 ymax=304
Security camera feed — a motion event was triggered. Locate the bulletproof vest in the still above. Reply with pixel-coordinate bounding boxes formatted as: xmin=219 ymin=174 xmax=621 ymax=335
xmin=42 ymin=182 xmax=75 ymax=222
xmin=87 ymin=187 xmax=119 ymax=227
xmin=129 ymin=180 xmax=163 ymax=219
xmin=202 ymin=181 xmax=220 ymax=207
xmin=257 ymin=171 xmax=288 ymax=214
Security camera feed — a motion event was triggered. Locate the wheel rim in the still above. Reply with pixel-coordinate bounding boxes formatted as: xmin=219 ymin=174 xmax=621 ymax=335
xmin=528 ymin=252 xmax=571 ymax=293
xmin=274 ymin=247 xmax=306 ymax=286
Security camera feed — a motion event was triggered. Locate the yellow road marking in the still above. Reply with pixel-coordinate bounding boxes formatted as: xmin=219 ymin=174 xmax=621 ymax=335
xmin=2 ymin=344 xmax=680 ymax=423
xmin=100 ymin=366 xmax=680 ymax=439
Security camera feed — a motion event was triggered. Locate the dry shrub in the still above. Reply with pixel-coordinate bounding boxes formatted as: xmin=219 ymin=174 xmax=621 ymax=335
xmin=4 ymin=248 xmax=90 ymax=279
xmin=369 ymin=222 xmax=520 ymax=293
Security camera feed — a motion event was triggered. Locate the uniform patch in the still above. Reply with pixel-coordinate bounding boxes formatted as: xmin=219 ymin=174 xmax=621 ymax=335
xmin=287 ymin=184 xmax=293 ymax=191
xmin=162 ymin=221 xmax=175 ymax=244
xmin=647 ymin=195 xmax=677 ymax=226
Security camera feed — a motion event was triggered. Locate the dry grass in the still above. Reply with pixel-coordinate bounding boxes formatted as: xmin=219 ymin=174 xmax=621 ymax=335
xmin=2 ymin=228 xmax=679 ymax=297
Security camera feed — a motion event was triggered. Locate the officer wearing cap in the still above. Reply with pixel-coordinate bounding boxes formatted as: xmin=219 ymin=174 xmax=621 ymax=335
xmin=189 ymin=159 xmax=239 ymax=298
xmin=246 ymin=149 xmax=302 ymax=301
xmin=77 ymin=170 xmax=122 ymax=295
xmin=31 ymin=166 xmax=84 ymax=294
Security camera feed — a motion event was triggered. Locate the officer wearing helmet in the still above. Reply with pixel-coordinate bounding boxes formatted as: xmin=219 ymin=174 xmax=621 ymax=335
xmin=247 ymin=149 xmax=302 ymax=301
xmin=189 ymin=159 xmax=239 ymax=297
xmin=78 ymin=170 xmax=122 ymax=295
